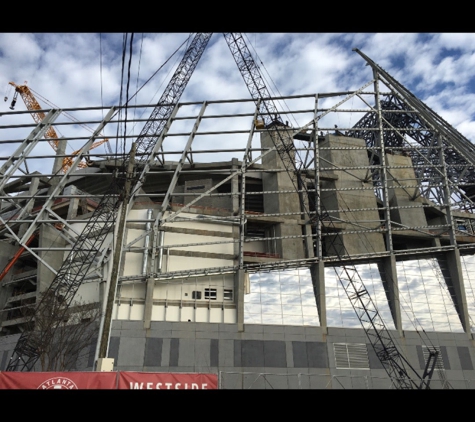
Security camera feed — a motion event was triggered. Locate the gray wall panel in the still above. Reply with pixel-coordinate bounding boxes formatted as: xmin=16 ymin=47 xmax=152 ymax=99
xmin=241 ymin=340 xmax=265 ymax=367
xmin=108 ymin=337 xmax=120 ymax=363
xmin=264 ymin=341 xmax=286 ymax=368
xmin=458 ymin=346 xmax=474 ymax=370
xmin=210 ymin=339 xmax=219 ymax=367
xmin=292 ymin=341 xmax=308 ymax=368
xmin=169 ymin=338 xmax=179 ymax=367
xmin=144 ymin=337 xmax=163 ymax=367
xmin=307 ymin=342 xmax=328 ymax=368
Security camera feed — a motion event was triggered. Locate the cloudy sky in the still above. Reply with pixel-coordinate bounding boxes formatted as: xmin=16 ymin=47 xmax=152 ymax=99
xmin=2 ymin=33 xmax=475 ymax=138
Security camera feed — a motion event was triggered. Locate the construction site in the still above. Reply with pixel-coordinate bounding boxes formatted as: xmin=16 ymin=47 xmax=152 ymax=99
xmin=1 ymin=33 xmax=475 ymax=389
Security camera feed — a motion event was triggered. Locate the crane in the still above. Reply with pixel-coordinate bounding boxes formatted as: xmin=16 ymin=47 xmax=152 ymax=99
xmin=6 ymin=32 xmax=213 ymax=372
xmin=6 ymin=34 xmax=440 ymax=388
xmin=6 ymin=82 xmax=110 ymax=172
xmin=221 ymin=33 xmax=440 ymax=389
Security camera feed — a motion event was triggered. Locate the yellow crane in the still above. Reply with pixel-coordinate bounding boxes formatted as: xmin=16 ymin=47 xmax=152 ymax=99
xmin=6 ymin=82 xmax=111 ymax=172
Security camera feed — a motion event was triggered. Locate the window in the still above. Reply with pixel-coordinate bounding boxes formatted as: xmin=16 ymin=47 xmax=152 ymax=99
xmin=333 ymin=343 xmax=369 ymax=369
xmin=192 ymin=291 xmax=202 ymax=300
xmin=204 ymin=288 xmax=217 ymax=300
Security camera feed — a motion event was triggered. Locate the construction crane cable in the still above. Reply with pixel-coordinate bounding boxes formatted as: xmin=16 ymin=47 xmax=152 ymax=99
xmin=243 ymin=33 xmax=299 ymax=129
xmin=133 ymin=34 xmax=144 ymax=125
xmin=122 ymin=33 xmax=135 ymax=169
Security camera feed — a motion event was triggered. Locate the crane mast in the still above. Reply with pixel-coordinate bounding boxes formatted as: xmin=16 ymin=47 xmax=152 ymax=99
xmin=6 ymin=33 xmax=212 ymax=371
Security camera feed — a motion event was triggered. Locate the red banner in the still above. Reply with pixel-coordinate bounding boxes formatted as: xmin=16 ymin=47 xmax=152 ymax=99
xmin=0 ymin=371 xmax=117 ymax=389
xmin=118 ymin=372 xmax=218 ymax=390
xmin=0 ymin=371 xmax=218 ymax=389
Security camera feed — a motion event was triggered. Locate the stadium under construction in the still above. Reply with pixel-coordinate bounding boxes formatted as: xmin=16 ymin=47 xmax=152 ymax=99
xmin=1 ymin=35 xmax=475 ymax=388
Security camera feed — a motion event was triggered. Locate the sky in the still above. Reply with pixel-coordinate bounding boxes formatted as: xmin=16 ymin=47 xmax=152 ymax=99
xmin=2 ymin=32 xmax=475 ymax=333
xmin=2 ymin=33 xmax=475 ymax=139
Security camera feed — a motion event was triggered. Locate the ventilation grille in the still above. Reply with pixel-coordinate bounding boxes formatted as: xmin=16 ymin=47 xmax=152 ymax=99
xmin=334 ymin=343 xmax=370 ymax=370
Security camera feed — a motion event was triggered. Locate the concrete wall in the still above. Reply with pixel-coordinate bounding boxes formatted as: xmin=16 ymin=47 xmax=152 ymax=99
xmin=103 ymin=320 xmax=475 ymax=389
xmin=319 ymin=135 xmax=386 ymax=257
xmin=2 ymin=319 xmax=475 ymax=389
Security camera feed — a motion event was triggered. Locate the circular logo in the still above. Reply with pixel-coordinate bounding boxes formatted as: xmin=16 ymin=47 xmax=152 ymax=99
xmin=37 ymin=377 xmax=78 ymax=390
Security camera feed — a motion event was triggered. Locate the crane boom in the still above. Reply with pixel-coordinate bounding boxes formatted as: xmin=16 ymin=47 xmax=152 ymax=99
xmin=222 ymin=33 xmax=434 ymax=389
xmin=8 ymin=82 xmax=109 ymax=172
xmin=6 ymin=33 xmax=212 ymax=371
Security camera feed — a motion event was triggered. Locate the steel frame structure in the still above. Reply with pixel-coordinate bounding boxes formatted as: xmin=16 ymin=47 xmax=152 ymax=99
xmin=0 ymin=46 xmax=473 ymax=386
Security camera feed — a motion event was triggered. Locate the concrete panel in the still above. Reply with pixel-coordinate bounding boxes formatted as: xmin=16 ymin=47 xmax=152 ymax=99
xmin=458 ymin=346 xmax=474 ymax=370
xmin=221 ymin=372 xmax=242 ymax=389
xmin=119 ymin=328 xmax=148 ymax=338
xmin=121 ymin=321 xmax=146 ymax=331
xmin=237 ymin=340 xmax=265 ymax=367
xmin=263 ymin=325 xmax=285 ymax=334
xmin=144 ymin=337 xmax=163 ymax=367
xmin=169 ymin=338 xmax=179 ymax=366
xmin=284 ymin=325 xmax=306 ymax=335
xmin=171 ymin=330 xmax=197 ymax=339
xmin=307 ymin=342 xmax=328 ymax=368
xmin=108 ymin=337 xmax=120 ymax=363
xmin=292 ymin=341 xmax=308 ymax=368
xmin=150 ymin=321 xmax=174 ymax=330
xmin=210 ymin=339 xmax=219 ymax=367
xmin=178 ymin=338 xmax=195 ymax=367
xmin=146 ymin=330 xmax=172 ymax=338
xmin=161 ymin=339 xmax=171 ymax=367
xmin=219 ymin=339 xmax=234 ymax=367
xmin=195 ymin=339 xmax=211 ymax=369
xmin=285 ymin=334 xmax=307 ymax=342
xmin=218 ymin=323 xmax=239 ymax=333
xmin=263 ymin=341 xmax=287 ymax=368
xmin=118 ymin=337 xmax=145 ymax=367
xmin=243 ymin=324 xmax=264 ymax=333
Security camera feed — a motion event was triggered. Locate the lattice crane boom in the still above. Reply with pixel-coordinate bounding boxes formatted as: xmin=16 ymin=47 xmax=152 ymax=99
xmin=222 ymin=33 xmax=435 ymax=389
xmin=7 ymin=82 xmax=109 ymax=172
xmin=6 ymin=33 xmax=212 ymax=371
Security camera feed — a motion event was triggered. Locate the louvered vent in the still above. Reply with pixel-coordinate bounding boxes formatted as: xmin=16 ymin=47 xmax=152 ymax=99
xmin=422 ymin=346 xmax=444 ymax=370
xmin=334 ymin=343 xmax=370 ymax=369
